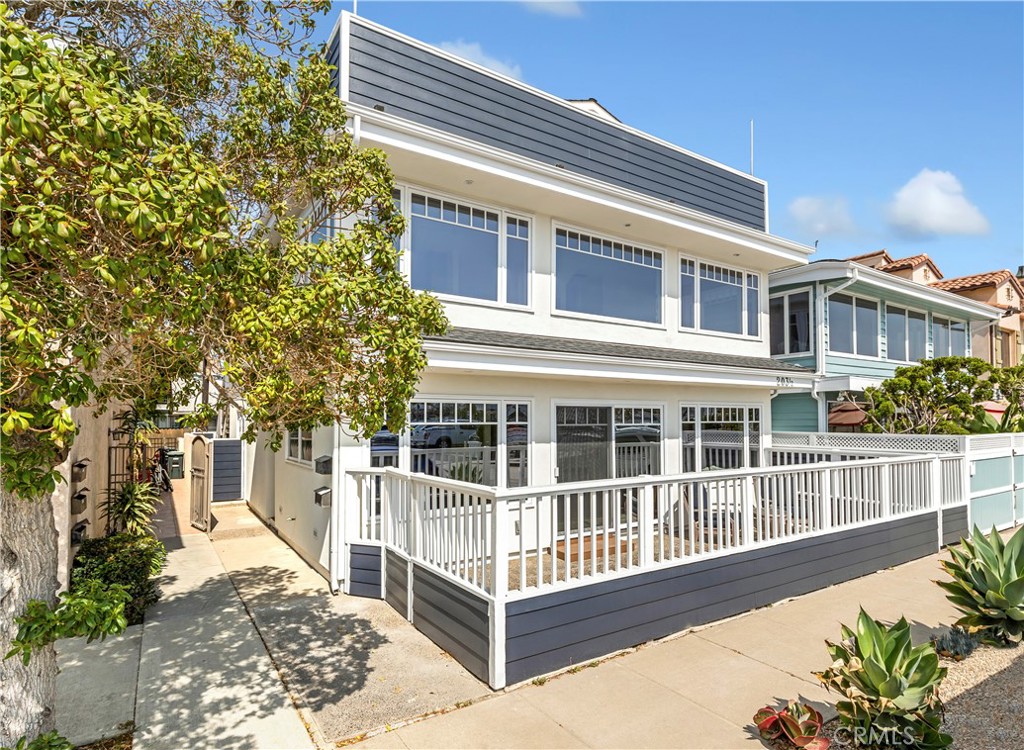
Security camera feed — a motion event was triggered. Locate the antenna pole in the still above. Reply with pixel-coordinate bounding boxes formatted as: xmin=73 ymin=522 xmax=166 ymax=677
xmin=750 ymin=119 xmax=754 ymax=175
xmin=353 ymin=0 xmax=358 ymax=15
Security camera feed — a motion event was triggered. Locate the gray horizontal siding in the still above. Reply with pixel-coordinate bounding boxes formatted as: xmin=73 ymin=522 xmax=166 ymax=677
xmin=412 ymin=565 xmax=489 ymax=683
xmin=941 ymin=507 xmax=969 ymax=547
xmin=211 ymin=440 xmax=242 ymax=501
xmin=505 ymin=513 xmax=938 ymax=684
xmin=346 ymin=22 xmax=765 ymax=230
xmin=386 ymin=549 xmax=409 ymax=616
xmin=349 ymin=544 xmax=382 ymax=598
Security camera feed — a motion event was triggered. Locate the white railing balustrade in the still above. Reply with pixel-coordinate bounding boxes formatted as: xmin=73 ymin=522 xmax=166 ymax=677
xmin=348 ymin=453 xmax=960 ymax=601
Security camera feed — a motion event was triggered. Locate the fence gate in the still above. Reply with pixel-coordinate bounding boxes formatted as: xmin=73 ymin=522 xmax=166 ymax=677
xmin=190 ymin=435 xmax=211 ymax=532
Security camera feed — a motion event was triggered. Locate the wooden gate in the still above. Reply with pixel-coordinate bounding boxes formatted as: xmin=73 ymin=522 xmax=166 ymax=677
xmin=190 ymin=434 xmax=211 ymax=532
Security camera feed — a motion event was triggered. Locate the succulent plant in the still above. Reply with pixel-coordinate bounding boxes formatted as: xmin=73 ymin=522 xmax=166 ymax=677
xmin=930 ymin=626 xmax=980 ymax=661
xmin=815 ymin=609 xmax=950 ymax=749
xmin=753 ymin=701 xmax=830 ymax=749
xmin=936 ymin=525 xmax=1024 ymax=645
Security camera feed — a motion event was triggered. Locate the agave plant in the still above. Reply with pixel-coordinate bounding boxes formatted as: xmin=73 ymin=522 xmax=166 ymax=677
xmin=753 ymin=701 xmax=830 ymax=749
xmin=101 ymin=481 xmax=161 ymax=536
xmin=930 ymin=626 xmax=980 ymax=661
xmin=936 ymin=525 xmax=1024 ymax=644
xmin=814 ymin=609 xmax=950 ymax=749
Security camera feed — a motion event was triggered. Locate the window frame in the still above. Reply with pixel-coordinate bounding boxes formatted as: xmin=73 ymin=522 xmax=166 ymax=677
xmin=768 ymin=287 xmax=813 ymax=357
xmin=883 ymin=302 xmax=930 ymax=363
xmin=286 ymin=427 xmax=314 ymax=465
xmin=401 ymin=395 xmax=534 ymax=489
xmin=551 ymin=222 xmax=666 ymax=328
xmin=680 ymin=402 xmax=763 ymax=472
xmin=826 ymin=291 xmax=881 ymax=359
xmin=398 ymin=184 xmax=534 ymax=310
xmin=551 ymin=398 xmax=666 ymax=483
xmin=932 ymin=316 xmax=970 ymax=357
xmin=679 ymin=253 xmax=763 ymax=340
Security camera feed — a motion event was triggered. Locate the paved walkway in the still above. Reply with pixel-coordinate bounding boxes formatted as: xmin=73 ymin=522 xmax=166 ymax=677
xmin=354 ymin=550 xmax=965 ymax=749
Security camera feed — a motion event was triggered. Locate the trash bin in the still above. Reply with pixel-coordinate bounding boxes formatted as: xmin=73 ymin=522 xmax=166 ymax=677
xmin=165 ymin=450 xmax=185 ymax=480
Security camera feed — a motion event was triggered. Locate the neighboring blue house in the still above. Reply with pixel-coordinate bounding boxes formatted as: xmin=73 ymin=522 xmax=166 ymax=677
xmin=769 ymin=250 xmax=1002 ymax=432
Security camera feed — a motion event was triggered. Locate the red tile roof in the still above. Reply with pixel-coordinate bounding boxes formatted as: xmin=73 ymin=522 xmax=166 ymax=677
xmin=876 ymin=254 xmax=944 ymax=279
xmin=846 ymin=249 xmax=893 ymax=265
xmin=930 ymin=269 xmax=1019 ymax=293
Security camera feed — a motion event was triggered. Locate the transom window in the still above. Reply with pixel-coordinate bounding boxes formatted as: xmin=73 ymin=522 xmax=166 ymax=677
xmin=555 ymin=228 xmax=662 ymax=324
xmin=681 ymin=259 xmax=760 ymax=336
xmin=933 ymin=317 xmax=968 ymax=357
xmin=681 ymin=405 xmax=761 ymax=472
xmin=408 ymin=191 xmax=529 ymax=306
xmin=407 ymin=399 xmax=529 ymax=488
xmin=828 ymin=293 xmax=878 ymax=357
xmin=769 ymin=290 xmax=811 ymax=355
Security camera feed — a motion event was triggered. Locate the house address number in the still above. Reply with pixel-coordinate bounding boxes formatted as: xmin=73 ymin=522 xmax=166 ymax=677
xmin=776 ymin=376 xmax=795 ymax=387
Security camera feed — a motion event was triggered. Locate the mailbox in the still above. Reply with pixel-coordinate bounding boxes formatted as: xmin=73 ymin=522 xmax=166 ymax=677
xmin=313 ymin=486 xmax=332 ymax=507
xmin=314 ymin=455 xmax=332 ymax=475
xmin=70 ymin=489 xmax=88 ymax=515
xmin=71 ymin=458 xmax=91 ymax=483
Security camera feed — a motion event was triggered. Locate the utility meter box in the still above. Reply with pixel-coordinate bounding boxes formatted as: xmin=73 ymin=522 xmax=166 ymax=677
xmin=313 ymin=486 xmax=332 ymax=507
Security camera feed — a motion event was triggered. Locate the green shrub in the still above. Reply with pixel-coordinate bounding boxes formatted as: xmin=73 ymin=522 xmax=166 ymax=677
xmin=2 ymin=731 xmax=73 ymax=750
xmin=815 ymin=609 xmax=950 ymax=749
xmin=70 ymin=533 xmax=167 ymax=625
xmin=936 ymin=525 xmax=1024 ymax=645
xmin=101 ymin=481 xmax=161 ymax=535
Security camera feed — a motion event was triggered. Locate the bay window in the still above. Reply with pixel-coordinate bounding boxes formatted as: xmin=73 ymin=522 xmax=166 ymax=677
xmin=680 ymin=259 xmax=760 ymax=337
xmin=556 ymin=228 xmax=662 ymax=323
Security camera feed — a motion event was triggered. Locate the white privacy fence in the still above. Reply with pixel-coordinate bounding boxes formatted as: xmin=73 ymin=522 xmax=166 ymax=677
xmin=349 ymin=452 xmax=962 ymax=601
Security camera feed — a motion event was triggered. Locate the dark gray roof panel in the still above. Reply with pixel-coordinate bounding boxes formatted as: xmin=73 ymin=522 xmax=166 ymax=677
xmin=428 ymin=328 xmax=813 ymax=374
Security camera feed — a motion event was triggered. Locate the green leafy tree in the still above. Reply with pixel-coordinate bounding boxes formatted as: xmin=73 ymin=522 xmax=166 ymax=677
xmin=993 ymin=364 xmax=1024 ymax=432
xmin=858 ymin=357 xmax=997 ymax=434
xmin=1 ymin=3 xmax=445 ymax=743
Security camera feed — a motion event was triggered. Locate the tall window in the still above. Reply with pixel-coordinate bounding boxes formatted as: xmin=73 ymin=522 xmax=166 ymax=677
xmin=828 ymin=293 xmax=877 ymax=356
xmin=555 ymin=405 xmax=661 ymax=483
xmin=681 ymin=260 xmax=760 ymax=336
xmin=556 ymin=228 xmax=662 ymax=323
xmin=681 ymin=405 xmax=761 ymax=472
xmin=769 ymin=291 xmax=811 ymax=355
xmin=933 ymin=317 xmax=968 ymax=357
xmin=908 ymin=311 xmax=927 ymax=361
xmin=408 ymin=399 xmax=530 ymax=488
xmin=408 ymin=192 xmax=530 ymax=305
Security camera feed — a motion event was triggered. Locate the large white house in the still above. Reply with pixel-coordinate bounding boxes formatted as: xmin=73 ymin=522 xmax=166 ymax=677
xmin=245 ymin=12 xmax=818 ymax=587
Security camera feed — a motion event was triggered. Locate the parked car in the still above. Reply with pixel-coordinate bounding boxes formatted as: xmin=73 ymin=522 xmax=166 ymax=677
xmin=410 ymin=424 xmax=480 ymax=448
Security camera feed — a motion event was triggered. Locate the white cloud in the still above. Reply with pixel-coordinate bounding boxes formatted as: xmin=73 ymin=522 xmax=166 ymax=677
xmin=437 ymin=40 xmax=522 ymax=80
xmin=886 ymin=169 xmax=990 ymax=237
xmin=521 ymin=1 xmax=584 ymax=18
xmin=788 ymin=196 xmax=858 ymax=237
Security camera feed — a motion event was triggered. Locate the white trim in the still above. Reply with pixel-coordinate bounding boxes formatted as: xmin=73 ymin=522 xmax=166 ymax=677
xmin=423 ymin=340 xmax=816 ymax=389
xmin=551 ymin=220 xmax=666 ymax=328
xmin=341 ymin=12 xmax=768 ymax=186
xmin=771 ymin=261 xmax=1003 ymax=320
xmin=352 ymin=111 xmax=812 ymax=265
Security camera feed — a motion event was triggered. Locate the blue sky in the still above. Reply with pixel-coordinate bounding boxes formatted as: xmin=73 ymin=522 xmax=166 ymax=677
xmin=319 ymin=1 xmax=1023 ymax=279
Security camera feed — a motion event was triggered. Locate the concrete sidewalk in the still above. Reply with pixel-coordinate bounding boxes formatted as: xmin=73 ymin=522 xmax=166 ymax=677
xmin=354 ymin=551 xmax=963 ymax=749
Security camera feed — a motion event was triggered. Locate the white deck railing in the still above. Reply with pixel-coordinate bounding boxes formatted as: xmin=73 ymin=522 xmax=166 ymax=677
xmin=349 ymin=452 xmax=963 ymax=601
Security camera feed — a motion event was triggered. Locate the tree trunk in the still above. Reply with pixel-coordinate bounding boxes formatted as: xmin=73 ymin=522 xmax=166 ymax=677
xmin=0 ymin=488 xmax=60 ymax=746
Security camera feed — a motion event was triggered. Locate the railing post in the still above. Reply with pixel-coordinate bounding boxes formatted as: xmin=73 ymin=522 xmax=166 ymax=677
xmin=821 ymin=467 xmax=833 ymax=530
xmin=380 ymin=472 xmax=391 ymax=546
xmin=411 ymin=480 xmax=423 ymax=560
xmin=742 ymin=475 xmax=755 ymax=546
xmin=931 ymin=456 xmax=943 ymax=551
xmin=639 ymin=482 xmax=655 ymax=566
xmin=489 ymin=492 xmax=508 ymax=690
xmin=880 ymin=462 xmax=892 ymax=519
